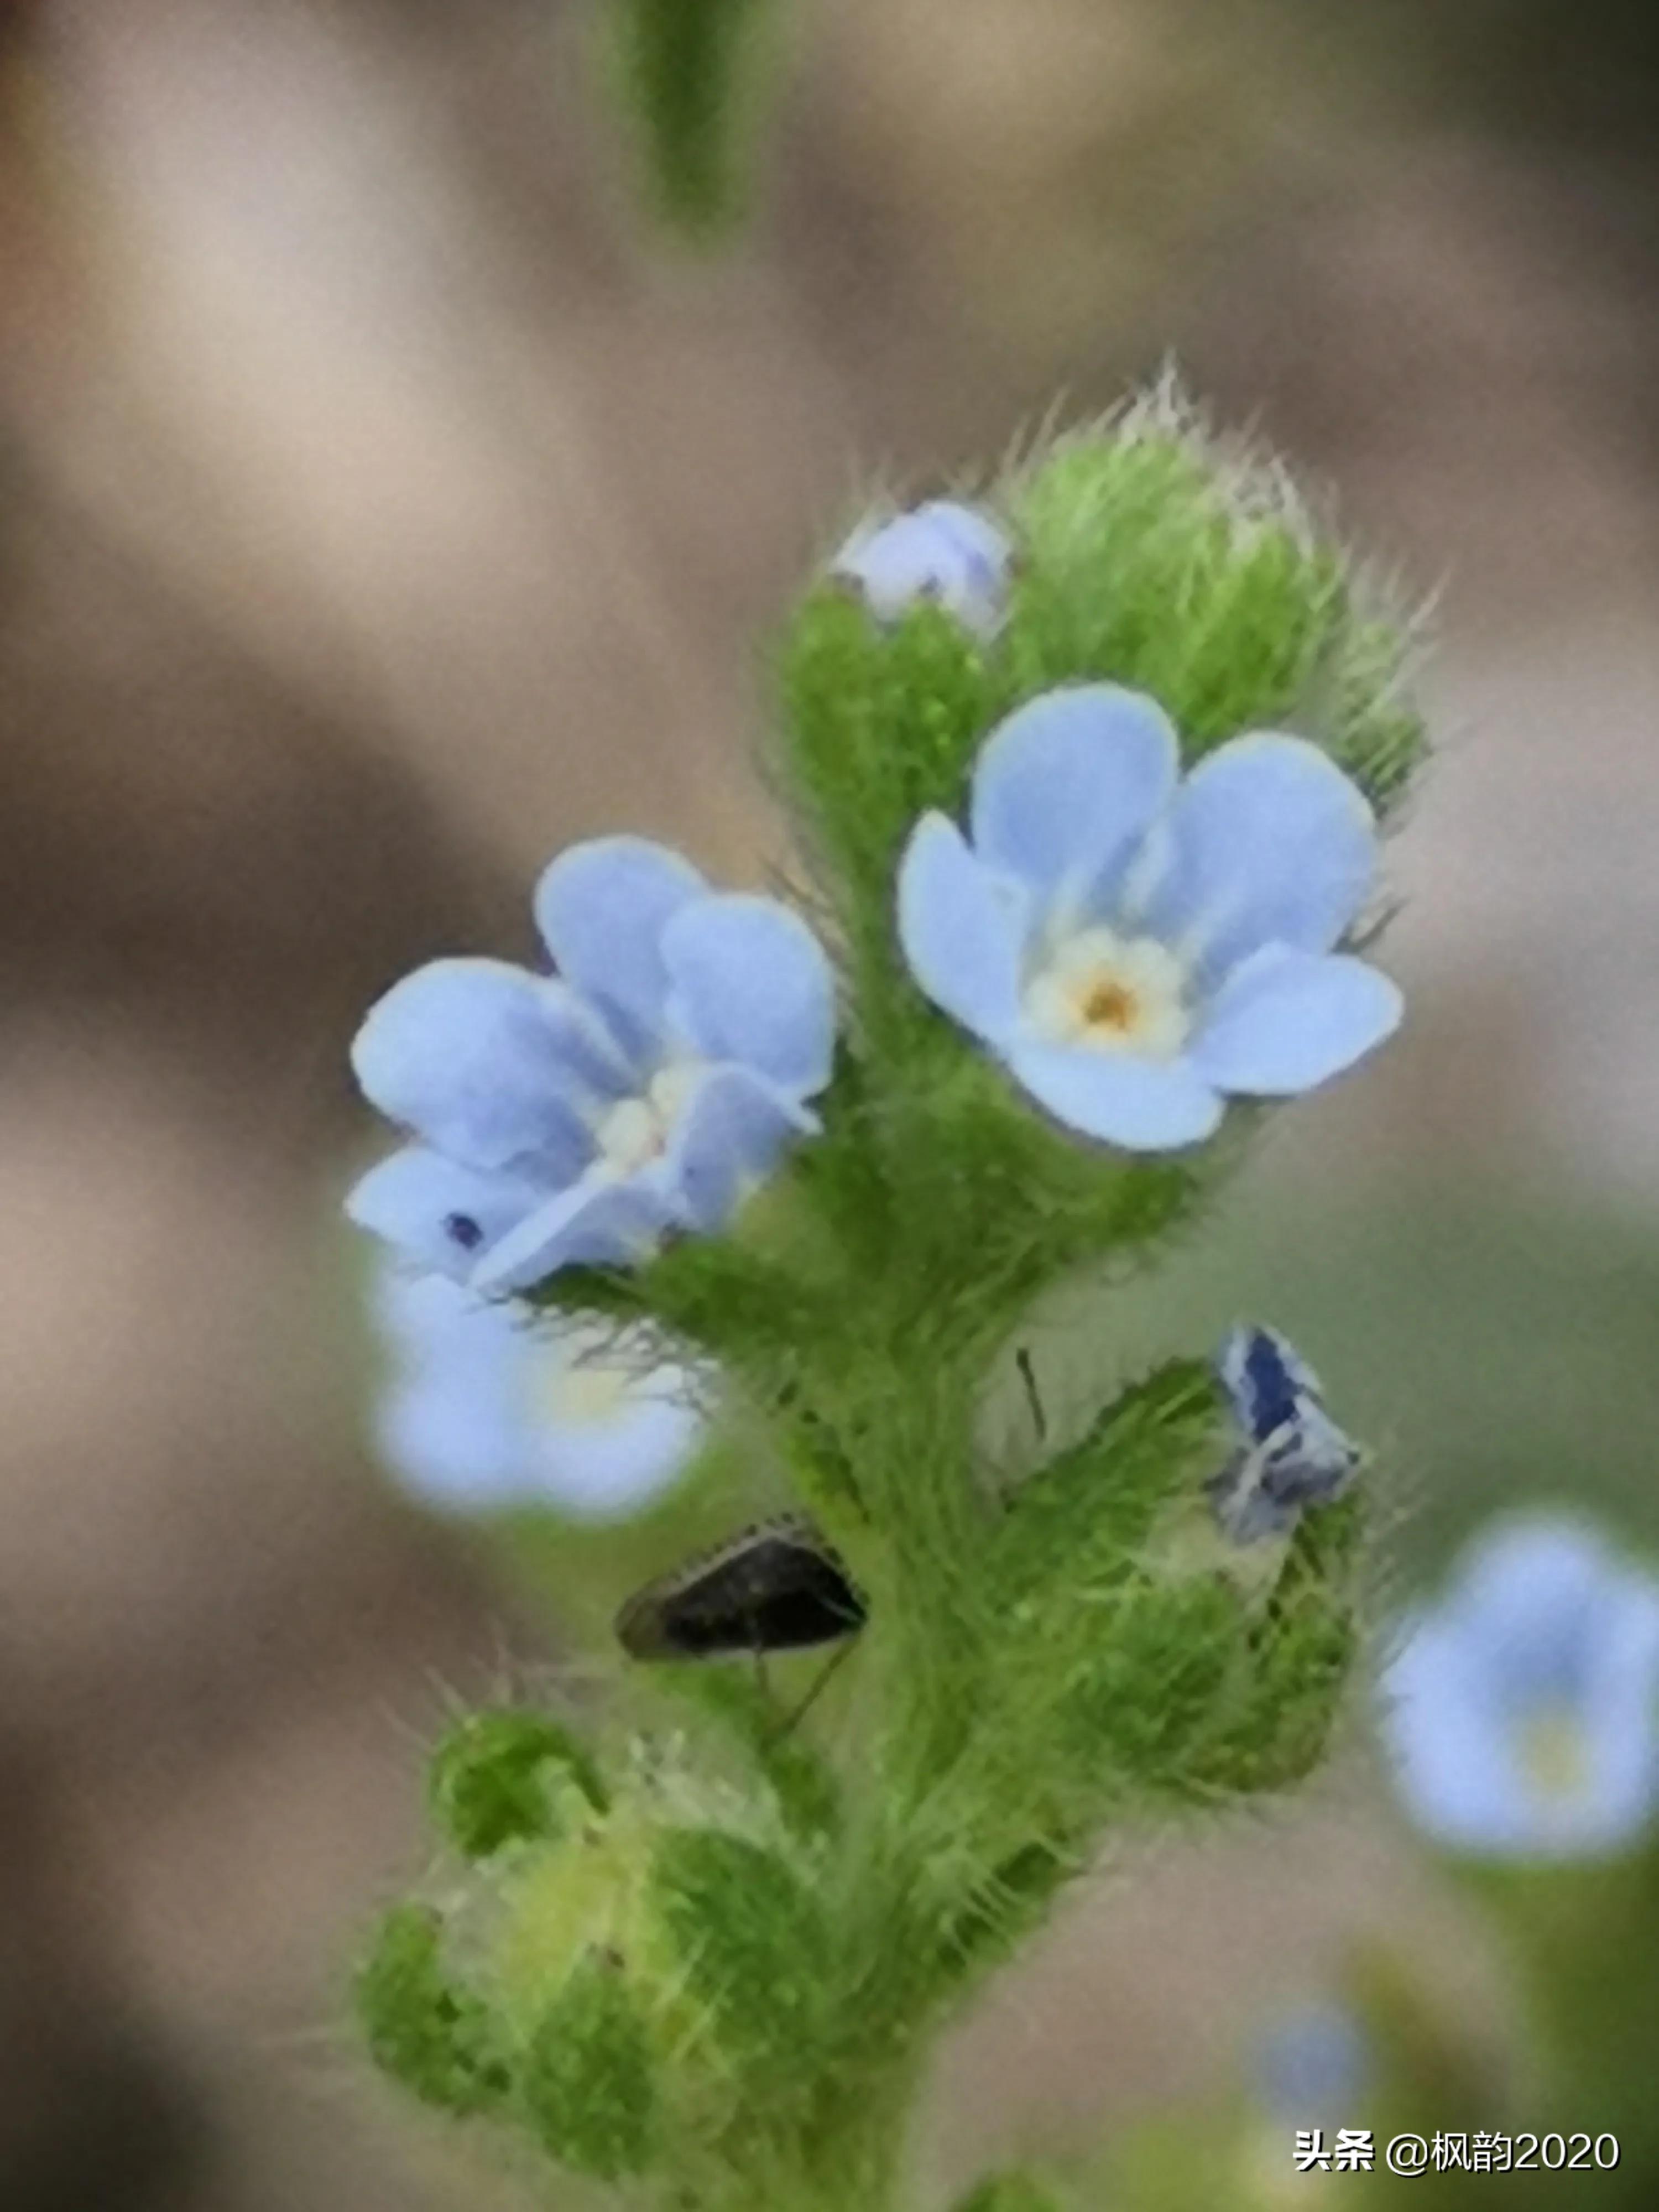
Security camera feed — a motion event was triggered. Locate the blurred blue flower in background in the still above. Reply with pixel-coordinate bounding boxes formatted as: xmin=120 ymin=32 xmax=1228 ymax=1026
xmin=347 ymin=836 xmax=836 ymax=1294
xmin=1255 ymin=1999 xmax=1370 ymax=2120
xmin=1381 ymin=1516 xmax=1659 ymax=1859
xmin=372 ymin=1266 xmax=705 ymax=1520
xmin=897 ymin=684 xmax=1401 ymax=1149
xmin=831 ymin=498 xmax=1012 ymax=637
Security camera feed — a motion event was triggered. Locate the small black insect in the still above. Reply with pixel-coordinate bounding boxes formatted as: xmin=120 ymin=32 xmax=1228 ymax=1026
xmin=615 ymin=1515 xmax=865 ymax=1661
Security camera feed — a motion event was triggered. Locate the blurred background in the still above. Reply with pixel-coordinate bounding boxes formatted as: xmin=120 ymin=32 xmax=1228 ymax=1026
xmin=3 ymin=1 xmax=1658 ymax=2204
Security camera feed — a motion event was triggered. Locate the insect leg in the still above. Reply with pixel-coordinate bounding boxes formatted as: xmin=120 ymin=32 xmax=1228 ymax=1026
xmin=767 ymin=1638 xmax=855 ymax=1745
xmin=1016 ymin=1345 xmax=1047 ymax=1443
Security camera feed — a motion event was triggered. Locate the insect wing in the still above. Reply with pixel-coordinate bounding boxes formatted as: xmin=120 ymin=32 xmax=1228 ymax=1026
xmin=617 ymin=1520 xmax=865 ymax=1661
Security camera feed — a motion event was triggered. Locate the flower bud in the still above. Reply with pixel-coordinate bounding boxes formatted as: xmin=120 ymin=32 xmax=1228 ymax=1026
xmin=427 ymin=1708 xmax=607 ymax=1860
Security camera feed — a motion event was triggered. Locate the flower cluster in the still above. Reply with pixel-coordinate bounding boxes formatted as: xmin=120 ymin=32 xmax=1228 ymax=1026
xmin=344 ymin=416 xmax=1428 ymax=2212
xmin=346 ymin=497 xmax=1405 ymax=1299
xmin=372 ymin=1266 xmax=703 ymax=1521
xmin=1381 ymin=1516 xmax=1659 ymax=1859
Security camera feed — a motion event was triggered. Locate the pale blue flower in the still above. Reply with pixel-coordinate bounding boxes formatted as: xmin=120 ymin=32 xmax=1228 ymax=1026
xmin=372 ymin=1267 xmax=703 ymax=1520
xmin=832 ymin=499 xmax=1011 ymax=638
xmin=896 ymin=684 xmax=1401 ymax=1150
xmin=347 ymin=837 xmax=836 ymax=1293
xmin=1255 ymin=2001 xmax=1369 ymax=2120
xmin=1381 ymin=1516 xmax=1659 ymax=1860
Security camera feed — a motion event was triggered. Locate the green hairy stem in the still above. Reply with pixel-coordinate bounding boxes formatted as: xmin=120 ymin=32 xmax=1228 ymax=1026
xmin=601 ymin=0 xmax=784 ymax=240
xmin=353 ymin=388 xmax=1426 ymax=2211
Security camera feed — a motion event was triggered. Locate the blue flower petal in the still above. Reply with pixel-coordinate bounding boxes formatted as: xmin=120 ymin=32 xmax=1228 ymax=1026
xmin=922 ymin=499 xmax=1011 ymax=578
xmin=656 ymin=1063 xmax=815 ymax=1234
xmin=897 ymin=812 xmax=1027 ymax=1045
xmin=346 ymin=1145 xmax=551 ymax=1279
xmin=533 ymin=836 xmax=708 ymax=1032
xmin=1383 ymin=1615 xmax=1531 ymax=1851
xmin=661 ymin=894 xmax=835 ymax=1097
xmin=350 ymin=958 xmax=618 ymax=1173
xmin=1453 ymin=1519 xmax=1608 ymax=1647
xmin=1577 ymin=1585 xmax=1659 ymax=1846
xmin=534 ymin=1388 xmax=704 ymax=1521
xmin=1004 ymin=1041 xmax=1222 ymax=1149
xmin=372 ymin=1275 xmax=702 ymax=1519
xmin=1143 ymin=734 xmax=1379 ymax=978
xmin=373 ymin=1276 xmax=531 ymax=1510
xmin=832 ymin=499 xmax=1010 ymax=636
xmin=471 ymin=1176 xmax=674 ymax=1294
xmin=377 ymin=1384 xmax=531 ymax=1511
xmin=969 ymin=684 xmax=1179 ymax=915
xmin=1189 ymin=946 xmax=1402 ymax=1096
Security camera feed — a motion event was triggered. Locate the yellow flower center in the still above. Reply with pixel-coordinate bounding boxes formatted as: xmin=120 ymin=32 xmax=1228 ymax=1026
xmin=518 ymin=1319 xmax=648 ymax=1437
xmin=1082 ymin=976 xmax=1139 ymax=1031
xmin=1516 ymin=1703 xmax=1590 ymax=1806
xmin=535 ymin=1353 xmax=635 ymax=1432
xmin=1024 ymin=926 xmax=1191 ymax=1058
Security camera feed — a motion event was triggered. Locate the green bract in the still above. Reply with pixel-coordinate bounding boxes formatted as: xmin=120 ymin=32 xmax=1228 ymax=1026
xmin=354 ymin=392 xmax=1426 ymax=2211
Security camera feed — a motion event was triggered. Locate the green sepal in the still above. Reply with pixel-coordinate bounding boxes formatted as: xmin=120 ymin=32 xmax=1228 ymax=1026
xmin=651 ymin=1827 xmax=831 ymax=2064
xmin=1186 ymin=1491 xmax=1365 ymax=1795
xmin=994 ymin=1364 xmax=1363 ymax=1807
xmin=1003 ymin=405 xmax=1427 ymax=808
xmin=992 ymin=1358 xmax=1224 ymax=1593
xmin=353 ymin=1904 xmax=509 ymax=2115
xmin=664 ymin=1665 xmax=844 ymax=1841
xmin=773 ymin=588 xmax=1000 ymax=961
xmin=529 ymin=1230 xmax=833 ymax=1384
xmin=427 ymin=1708 xmax=608 ymax=1860
xmin=519 ymin=1950 xmax=656 ymax=2179
xmin=874 ymin=1052 xmax=1214 ymax=1333
xmin=520 ymin=1261 xmax=651 ymax=1329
